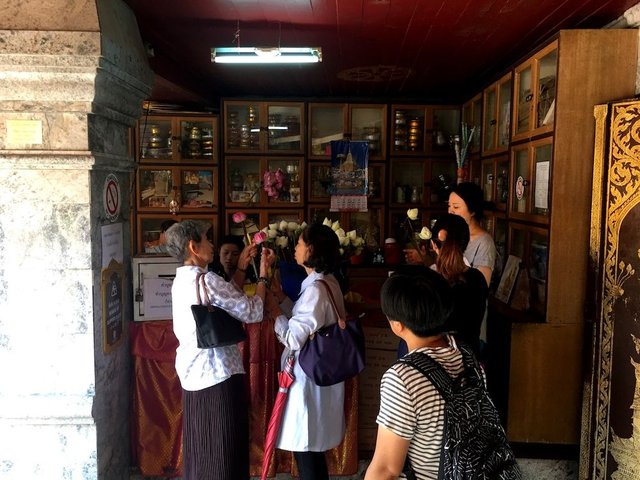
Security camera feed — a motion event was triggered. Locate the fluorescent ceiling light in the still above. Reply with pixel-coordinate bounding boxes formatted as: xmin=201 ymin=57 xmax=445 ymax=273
xmin=211 ymin=47 xmax=322 ymax=64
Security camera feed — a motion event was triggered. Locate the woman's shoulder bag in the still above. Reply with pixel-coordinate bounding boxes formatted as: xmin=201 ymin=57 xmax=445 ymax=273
xmin=191 ymin=272 xmax=247 ymax=348
xmin=298 ymin=279 xmax=366 ymax=386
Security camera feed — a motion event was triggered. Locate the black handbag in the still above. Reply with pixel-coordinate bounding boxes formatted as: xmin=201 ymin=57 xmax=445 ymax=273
xmin=298 ymin=279 xmax=366 ymax=386
xmin=191 ymin=272 xmax=247 ymax=348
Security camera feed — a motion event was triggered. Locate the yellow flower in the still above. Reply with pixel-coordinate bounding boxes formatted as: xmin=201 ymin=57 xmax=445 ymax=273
xmin=407 ymin=208 xmax=419 ymax=221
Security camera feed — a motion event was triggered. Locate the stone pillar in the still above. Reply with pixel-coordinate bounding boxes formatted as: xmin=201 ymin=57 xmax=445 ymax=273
xmin=0 ymin=1 xmax=153 ymax=478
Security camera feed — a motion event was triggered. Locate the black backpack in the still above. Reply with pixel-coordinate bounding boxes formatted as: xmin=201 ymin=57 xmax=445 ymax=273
xmin=398 ymin=345 xmax=521 ymax=480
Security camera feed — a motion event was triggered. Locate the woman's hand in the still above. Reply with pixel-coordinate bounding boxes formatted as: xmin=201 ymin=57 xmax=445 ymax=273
xmin=260 ymin=247 xmax=277 ymax=276
xmin=238 ymin=244 xmax=257 ymax=271
xmin=404 ymin=247 xmax=426 ymax=265
xmin=270 ymin=268 xmax=288 ymax=303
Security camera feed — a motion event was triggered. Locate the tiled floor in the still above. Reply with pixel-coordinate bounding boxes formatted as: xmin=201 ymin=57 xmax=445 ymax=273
xmin=132 ymin=458 xmax=578 ymax=479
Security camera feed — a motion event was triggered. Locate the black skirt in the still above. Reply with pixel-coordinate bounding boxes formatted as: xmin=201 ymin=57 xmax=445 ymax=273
xmin=182 ymin=374 xmax=249 ymax=480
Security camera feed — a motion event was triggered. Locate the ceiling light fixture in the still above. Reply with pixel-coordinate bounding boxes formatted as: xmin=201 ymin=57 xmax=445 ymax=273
xmin=211 ymin=47 xmax=322 ymax=64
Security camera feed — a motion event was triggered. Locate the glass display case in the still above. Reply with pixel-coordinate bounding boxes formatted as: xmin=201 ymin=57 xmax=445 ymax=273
xmin=482 ymin=73 xmax=512 ymax=155
xmin=345 ymin=208 xmax=385 ymax=253
xmin=137 ymin=214 xmax=217 ymax=255
xmin=137 ymin=167 xmax=218 ymax=212
xmin=513 ymin=41 xmax=557 ymax=141
xmin=308 ymin=103 xmax=386 ymax=161
xmin=391 ymin=105 xmax=461 ymax=156
xmin=509 ymin=138 xmax=552 ymax=223
xmin=462 ymin=93 xmax=482 ymax=154
xmin=136 ymin=115 xmax=218 ymax=163
xmin=225 ymin=156 xmax=304 ymax=207
xmin=508 ymin=222 xmax=548 ymax=316
xmin=480 ymin=154 xmax=509 ymax=211
xmin=223 ymin=101 xmax=304 ymax=154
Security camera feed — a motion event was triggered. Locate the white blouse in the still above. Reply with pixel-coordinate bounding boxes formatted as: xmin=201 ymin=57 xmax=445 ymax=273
xmin=171 ymin=265 xmax=264 ymax=391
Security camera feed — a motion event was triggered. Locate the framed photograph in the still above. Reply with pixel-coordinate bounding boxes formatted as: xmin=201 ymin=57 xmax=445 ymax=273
xmin=180 ymin=167 xmax=217 ymax=209
xmin=495 ymin=254 xmax=521 ymax=303
xmin=137 ymin=214 xmax=176 ymax=255
xmin=137 ymin=167 xmax=174 ymax=209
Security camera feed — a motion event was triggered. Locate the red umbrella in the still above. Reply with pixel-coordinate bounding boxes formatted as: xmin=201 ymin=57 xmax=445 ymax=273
xmin=261 ymin=353 xmax=296 ymax=480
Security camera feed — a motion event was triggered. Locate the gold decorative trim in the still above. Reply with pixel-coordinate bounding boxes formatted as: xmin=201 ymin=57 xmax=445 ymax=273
xmin=592 ymin=99 xmax=640 ymax=479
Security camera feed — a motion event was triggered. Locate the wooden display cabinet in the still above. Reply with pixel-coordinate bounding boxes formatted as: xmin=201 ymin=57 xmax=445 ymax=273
xmin=223 ymin=100 xmax=305 ymax=154
xmin=390 ymin=105 xmax=460 ymax=156
xmin=482 ymin=73 xmax=512 ymax=155
xmin=509 ymin=137 xmax=552 ymax=224
xmin=308 ymin=103 xmax=386 ymax=161
xmin=512 ymin=41 xmax=557 ymax=142
xmin=136 ymin=115 xmax=218 ymax=163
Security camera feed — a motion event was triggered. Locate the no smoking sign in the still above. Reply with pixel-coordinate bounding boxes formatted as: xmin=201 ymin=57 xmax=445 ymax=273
xmin=103 ymin=174 xmax=121 ymax=222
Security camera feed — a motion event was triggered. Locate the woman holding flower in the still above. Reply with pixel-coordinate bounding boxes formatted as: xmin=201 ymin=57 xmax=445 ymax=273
xmin=164 ymin=220 xmax=276 ymax=480
xmin=267 ymin=223 xmax=347 ymax=480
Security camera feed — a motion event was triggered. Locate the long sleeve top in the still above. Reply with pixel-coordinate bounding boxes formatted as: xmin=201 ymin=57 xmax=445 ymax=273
xmin=171 ymin=265 xmax=264 ymax=391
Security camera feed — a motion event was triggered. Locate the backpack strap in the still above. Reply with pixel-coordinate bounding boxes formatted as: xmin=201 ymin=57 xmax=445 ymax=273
xmin=396 ymin=343 xmax=481 ymax=480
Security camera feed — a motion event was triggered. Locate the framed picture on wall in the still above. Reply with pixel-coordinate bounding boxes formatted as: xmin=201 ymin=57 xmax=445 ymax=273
xmin=495 ymin=254 xmax=521 ymax=303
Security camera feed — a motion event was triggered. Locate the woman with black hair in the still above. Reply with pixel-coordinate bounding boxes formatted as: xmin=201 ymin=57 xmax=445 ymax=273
xmin=431 ymin=214 xmax=488 ymax=355
xmin=267 ymin=223 xmax=346 ymax=480
xmin=447 ymin=182 xmax=496 ymax=287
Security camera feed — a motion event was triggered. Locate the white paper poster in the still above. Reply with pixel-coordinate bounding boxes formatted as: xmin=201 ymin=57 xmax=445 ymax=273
xmin=534 ymin=161 xmax=550 ymax=209
xmin=143 ymin=278 xmax=174 ymax=320
xmin=101 ymin=223 xmax=123 ymax=269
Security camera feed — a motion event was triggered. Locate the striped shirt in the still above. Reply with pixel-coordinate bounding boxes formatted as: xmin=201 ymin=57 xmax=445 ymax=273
xmin=376 ymin=335 xmax=464 ymax=479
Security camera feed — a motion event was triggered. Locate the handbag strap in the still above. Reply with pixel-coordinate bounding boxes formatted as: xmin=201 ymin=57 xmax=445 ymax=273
xmin=316 ymin=279 xmax=347 ymax=329
xmin=195 ymin=272 xmax=213 ymax=310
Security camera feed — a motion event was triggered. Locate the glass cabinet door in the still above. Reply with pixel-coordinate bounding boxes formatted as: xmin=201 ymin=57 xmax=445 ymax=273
xmin=495 ymin=156 xmax=510 ymax=211
xmin=481 ymin=159 xmax=495 ymax=202
xmin=529 ymin=230 xmax=549 ymax=316
xmin=266 ymin=103 xmax=304 ymax=153
xmin=137 ymin=167 xmax=174 ymax=209
xmin=390 ymin=160 xmax=426 ymax=207
xmin=349 ymin=105 xmax=387 ymax=160
xmin=536 ymin=47 xmax=557 ymax=130
xmin=497 ymin=74 xmax=512 ymax=150
xmin=368 ymin=164 xmax=385 ymax=203
xmin=513 ymin=41 xmax=557 ymax=140
xmin=430 ymin=107 xmax=460 ymax=155
xmin=392 ymin=106 xmax=426 ymax=154
xmin=482 ymin=87 xmax=497 ymax=153
xmin=178 ymin=117 xmax=218 ymax=162
xmin=472 ymin=95 xmax=483 ymax=153
xmin=511 ymin=145 xmax=529 ymax=216
xmin=224 ymin=102 xmax=261 ymax=152
xmin=510 ymin=138 xmax=552 ymax=223
xmin=345 ymin=208 xmax=384 ymax=252
xmin=266 ymin=158 xmax=304 ymax=205
xmin=308 ymin=103 xmax=347 ymax=159
xmin=514 ymin=63 xmax=533 ymax=137
xmin=137 ymin=117 xmax=172 ymax=161
xmin=226 ymin=157 xmax=262 ymax=205
xmin=179 ymin=167 xmax=217 ymax=210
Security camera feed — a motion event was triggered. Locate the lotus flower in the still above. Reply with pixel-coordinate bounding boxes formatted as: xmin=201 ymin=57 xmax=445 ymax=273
xmin=418 ymin=227 xmax=432 ymax=240
xmin=233 ymin=211 xmax=247 ymax=223
xmin=253 ymin=231 xmax=267 ymax=244
xmin=407 ymin=208 xmax=419 ymax=221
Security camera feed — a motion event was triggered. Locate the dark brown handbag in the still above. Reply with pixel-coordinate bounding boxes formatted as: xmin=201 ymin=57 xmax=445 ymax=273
xmin=191 ymin=272 xmax=247 ymax=348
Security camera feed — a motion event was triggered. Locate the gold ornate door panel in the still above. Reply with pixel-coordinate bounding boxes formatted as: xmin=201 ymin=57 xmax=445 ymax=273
xmin=583 ymin=99 xmax=640 ymax=480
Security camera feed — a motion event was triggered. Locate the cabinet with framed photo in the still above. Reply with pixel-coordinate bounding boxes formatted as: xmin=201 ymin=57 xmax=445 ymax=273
xmin=137 ymin=166 xmax=218 ymax=212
